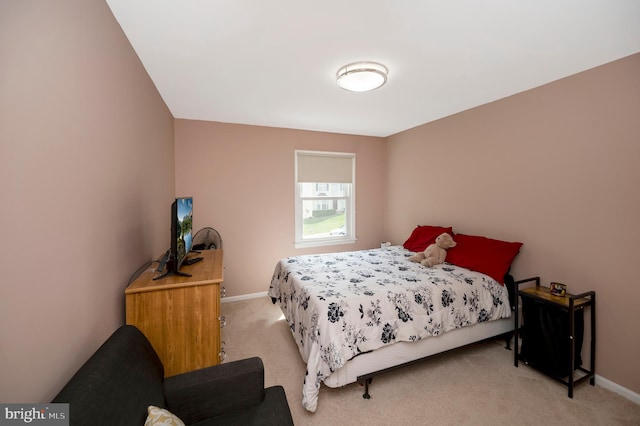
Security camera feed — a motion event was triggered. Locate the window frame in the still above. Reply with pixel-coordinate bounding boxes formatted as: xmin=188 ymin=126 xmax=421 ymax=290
xmin=294 ymin=150 xmax=356 ymax=248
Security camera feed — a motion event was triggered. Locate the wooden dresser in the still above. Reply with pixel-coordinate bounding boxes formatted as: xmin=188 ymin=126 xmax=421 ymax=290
xmin=125 ymin=249 xmax=224 ymax=377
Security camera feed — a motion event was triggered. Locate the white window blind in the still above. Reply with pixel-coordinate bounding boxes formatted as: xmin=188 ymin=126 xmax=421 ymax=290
xmin=296 ymin=151 xmax=354 ymax=183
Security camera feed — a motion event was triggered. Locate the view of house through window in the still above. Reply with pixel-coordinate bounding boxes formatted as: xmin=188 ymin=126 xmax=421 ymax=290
xmin=300 ymin=183 xmax=348 ymax=239
xmin=295 ymin=151 xmax=355 ymax=248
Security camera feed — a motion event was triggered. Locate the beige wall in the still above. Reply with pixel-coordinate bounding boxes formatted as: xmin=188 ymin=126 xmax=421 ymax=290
xmin=0 ymin=0 xmax=175 ymax=402
xmin=174 ymin=120 xmax=387 ymax=297
xmin=386 ymin=53 xmax=640 ymax=395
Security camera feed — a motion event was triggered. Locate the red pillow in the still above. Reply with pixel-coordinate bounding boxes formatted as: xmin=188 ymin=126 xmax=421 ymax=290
xmin=446 ymin=234 xmax=523 ymax=284
xmin=403 ymin=225 xmax=454 ymax=252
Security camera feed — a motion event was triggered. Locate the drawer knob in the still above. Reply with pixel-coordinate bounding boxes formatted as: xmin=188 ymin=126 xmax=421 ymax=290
xmin=219 ymin=340 xmax=227 ymax=362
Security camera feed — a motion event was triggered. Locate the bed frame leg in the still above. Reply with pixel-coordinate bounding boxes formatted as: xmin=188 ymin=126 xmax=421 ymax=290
xmin=504 ymin=332 xmax=513 ymax=350
xmin=362 ymin=378 xmax=372 ymax=399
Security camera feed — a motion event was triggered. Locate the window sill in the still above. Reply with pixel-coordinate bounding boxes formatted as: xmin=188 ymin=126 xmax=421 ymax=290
xmin=295 ymin=238 xmax=356 ymax=249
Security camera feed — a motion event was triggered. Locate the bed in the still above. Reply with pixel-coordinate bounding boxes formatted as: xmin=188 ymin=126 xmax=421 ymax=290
xmin=268 ymin=226 xmax=522 ymax=412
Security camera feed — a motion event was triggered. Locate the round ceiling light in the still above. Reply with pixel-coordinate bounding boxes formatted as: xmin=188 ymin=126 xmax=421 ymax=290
xmin=336 ymin=61 xmax=388 ymax=92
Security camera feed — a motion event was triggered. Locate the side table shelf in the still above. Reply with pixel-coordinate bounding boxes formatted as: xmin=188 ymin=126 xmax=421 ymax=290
xmin=513 ymin=277 xmax=596 ymax=397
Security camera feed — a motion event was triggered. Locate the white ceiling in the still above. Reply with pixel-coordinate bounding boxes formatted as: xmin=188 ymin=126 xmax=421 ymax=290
xmin=106 ymin=1 xmax=640 ymax=137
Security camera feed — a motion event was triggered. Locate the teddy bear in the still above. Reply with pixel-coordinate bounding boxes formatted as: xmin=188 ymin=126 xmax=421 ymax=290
xmin=408 ymin=232 xmax=457 ymax=267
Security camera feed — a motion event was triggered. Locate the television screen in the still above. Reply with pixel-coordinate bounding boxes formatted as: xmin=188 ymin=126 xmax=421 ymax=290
xmin=153 ymin=197 xmax=195 ymax=280
xmin=174 ymin=197 xmax=193 ymax=270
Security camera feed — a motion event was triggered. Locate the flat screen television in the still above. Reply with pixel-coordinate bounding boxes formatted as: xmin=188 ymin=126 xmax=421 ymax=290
xmin=154 ymin=197 xmax=200 ymax=280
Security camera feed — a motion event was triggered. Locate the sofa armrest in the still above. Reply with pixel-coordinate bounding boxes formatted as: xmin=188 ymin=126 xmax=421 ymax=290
xmin=164 ymin=357 xmax=266 ymax=425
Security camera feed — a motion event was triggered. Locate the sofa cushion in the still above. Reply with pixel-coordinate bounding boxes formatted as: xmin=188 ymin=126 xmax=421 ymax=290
xmin=189 ymin=386 xmax=294 ymax=426
xmin=145 ymin=406 xmax=185 ymax=426
xmin=164 ymin=357 xmax=266 ymax=424
xmin=52 ymin=325 xmax=165 ymax=426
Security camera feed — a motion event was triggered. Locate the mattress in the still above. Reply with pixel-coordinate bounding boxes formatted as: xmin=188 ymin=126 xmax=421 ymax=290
xmin=268 ymin=246 xmax=512 ymax=412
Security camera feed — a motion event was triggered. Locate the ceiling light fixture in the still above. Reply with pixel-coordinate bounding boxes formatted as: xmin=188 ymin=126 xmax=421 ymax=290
xmin=336 ymin=61 xmax=388 ymax=92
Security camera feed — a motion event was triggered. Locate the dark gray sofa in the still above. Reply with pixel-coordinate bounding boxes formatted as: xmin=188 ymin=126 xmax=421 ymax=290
xmin=52 ymin=325 xmax=294 ymax=425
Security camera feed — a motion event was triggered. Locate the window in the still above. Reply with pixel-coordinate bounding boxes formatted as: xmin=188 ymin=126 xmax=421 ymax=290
xmin=295 ymin=150 xmax=355 ymax=248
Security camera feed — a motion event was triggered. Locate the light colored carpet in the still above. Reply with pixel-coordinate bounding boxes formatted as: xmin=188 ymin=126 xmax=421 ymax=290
xmin=221 ymin=297 xmax=639 ymax=425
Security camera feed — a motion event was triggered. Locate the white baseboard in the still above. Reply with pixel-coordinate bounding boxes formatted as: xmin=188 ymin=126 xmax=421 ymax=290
xmin=221 ymin=291 xmax=268 ymax=303
xmin=596 ymin=374 xmax=640 ymax=405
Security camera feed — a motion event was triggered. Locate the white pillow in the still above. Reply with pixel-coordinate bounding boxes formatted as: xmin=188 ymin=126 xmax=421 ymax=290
xmin=144 ymin=405 xmax=185 ymax=426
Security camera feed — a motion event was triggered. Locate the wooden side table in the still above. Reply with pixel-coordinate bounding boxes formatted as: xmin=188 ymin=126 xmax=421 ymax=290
xmin=514 ymin=277 xmax=596 ymax=397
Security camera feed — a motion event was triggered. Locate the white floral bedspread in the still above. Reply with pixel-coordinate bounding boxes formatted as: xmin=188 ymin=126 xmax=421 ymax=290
xmin=268 ymin=246 xmax=512 ymax=412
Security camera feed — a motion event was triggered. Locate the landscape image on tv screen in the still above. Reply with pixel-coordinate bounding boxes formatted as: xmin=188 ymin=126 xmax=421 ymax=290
xmin=175 ymin=197 xmax=193 ymax=266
